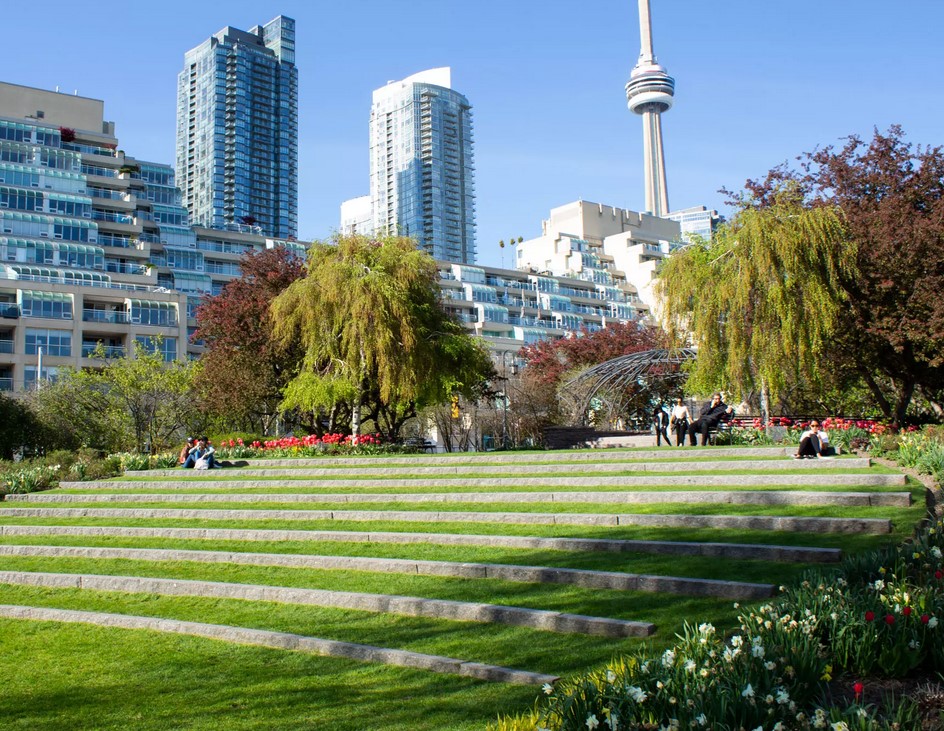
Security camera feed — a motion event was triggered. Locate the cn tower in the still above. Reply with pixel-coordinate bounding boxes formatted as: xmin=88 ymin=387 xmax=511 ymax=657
xmin=625 ymin=0 xmax=675 ymax=218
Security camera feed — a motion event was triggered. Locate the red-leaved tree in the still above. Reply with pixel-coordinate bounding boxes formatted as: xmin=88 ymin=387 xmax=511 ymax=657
xmin=730 ymin=126 xmax=944 ymax=422
xmin=195 ymin=246 xmax=305 ymax=434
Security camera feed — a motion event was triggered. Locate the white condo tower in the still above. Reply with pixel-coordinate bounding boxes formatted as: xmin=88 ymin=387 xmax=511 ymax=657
xmin=625 ymin=0 xmax=675 ymax=218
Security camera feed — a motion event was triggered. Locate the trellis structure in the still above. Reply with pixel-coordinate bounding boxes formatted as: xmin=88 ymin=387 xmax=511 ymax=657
xmin=559 ymin=348 xmax=697 ymax=427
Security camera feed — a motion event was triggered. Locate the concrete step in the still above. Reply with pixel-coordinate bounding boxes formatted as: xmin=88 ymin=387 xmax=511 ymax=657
xmin=0 ymin=506 xmax=893 ymax=533
xmin=0 ymin=524 xmax=843 ymax=562
xmin=57 ymin=473 xmax=907 ymax=490
xmin=218 ymin=447 xmax=796 ymax=468
xmin=128 ymin=457 xmax=872 ymax=478
xmin=0 ymin=545 xmax=775 ymax=599
xmin=0 ymin=571 xmax=655 ymax=638
xmin=0 ymin=604 xmax=558 ymax=685
xmin=6 ymin=490 xmax=912 ymax=508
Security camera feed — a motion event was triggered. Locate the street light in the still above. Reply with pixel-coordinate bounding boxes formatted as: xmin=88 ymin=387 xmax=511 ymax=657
xmin=500 ymin=352 xmax=519 ymax=449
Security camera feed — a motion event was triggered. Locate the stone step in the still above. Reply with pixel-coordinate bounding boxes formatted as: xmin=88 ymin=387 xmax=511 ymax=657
xmin=0 ymin=604 xmax=558 ymax=685
xmin=0 ymin=545 xmax=775 ymax=599
xmin=0 ymin=524 xmax=843 ymax=562
xmin=223 ymin=447 xmax=795 ymax=468
xmin=58 ymin=473 xmax=907 ymax=490
xmin=6 ymin=490 xmax=912 ymax=508
xmin=0 ymin=506 xmax=893 ymax=533
xmin=0 ymin=571 xmax=655 ymax=638
xmin=129 ymin=457 xmax=872 ymax=478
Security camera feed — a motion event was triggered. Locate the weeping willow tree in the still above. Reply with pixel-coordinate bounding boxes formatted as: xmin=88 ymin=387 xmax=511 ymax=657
xmin=655 ymin=194 xmax=856 ymax=420
xmin=271 ymin=233 xmax=494 ymax=440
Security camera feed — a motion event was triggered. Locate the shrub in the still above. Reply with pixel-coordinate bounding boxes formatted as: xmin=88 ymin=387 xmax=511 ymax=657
xmin=0 ymin=463 xmax=60 ymax=494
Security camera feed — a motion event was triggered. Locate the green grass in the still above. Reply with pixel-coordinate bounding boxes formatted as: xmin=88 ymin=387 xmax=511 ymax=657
xmin=0 ymin=450 xmax=927 ymax=730
xmin=0 ymin=616 xmax=539 ymax=731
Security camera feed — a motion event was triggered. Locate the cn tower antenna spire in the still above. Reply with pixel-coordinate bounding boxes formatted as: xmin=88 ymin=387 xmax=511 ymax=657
xmin=625 ymin=0 xmax=674 ymax=218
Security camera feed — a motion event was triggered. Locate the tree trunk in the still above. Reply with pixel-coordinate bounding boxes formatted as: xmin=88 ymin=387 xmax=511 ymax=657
xmin=893 ymin=380 xmax=916 ymax=426
xmin=760 ymin=379 xmax=770 ymax=428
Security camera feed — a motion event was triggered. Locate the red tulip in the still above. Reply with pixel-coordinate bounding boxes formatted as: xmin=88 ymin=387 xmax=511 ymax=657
xmin=885 ymin=614 xmax=895 ymax=625
xmin=921 ymin=614 xmax=930 ymax=625
xmin=865 ymin=611 xmax=875 ymax=622
xmin=853 ymin=681 xmax=864 ymax=699
xmin=903 ymin=606 xmax=912 ymax=617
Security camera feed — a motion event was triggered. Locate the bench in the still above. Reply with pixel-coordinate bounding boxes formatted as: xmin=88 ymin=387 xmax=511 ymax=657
xmin=403 ymin=437 xmax=437 ymax=453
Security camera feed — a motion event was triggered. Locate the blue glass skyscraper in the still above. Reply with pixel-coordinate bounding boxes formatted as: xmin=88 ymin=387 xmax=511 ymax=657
xmin=370 ymin=68 xmax=476 ymax=264
xmin=175 ymin=16 xmax=298 ymax=239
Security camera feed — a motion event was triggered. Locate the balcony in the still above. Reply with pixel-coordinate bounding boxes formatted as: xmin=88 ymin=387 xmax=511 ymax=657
xmin=82 ymin=309 xmax=130 ymax=324
xmin=0 ymin=305 xmax=19 ymax=319
xmin=0 ymin=377 xmax=11 ymax=392
xmin=81 ymin=344 xmax=126 ymax=358
xmin=0 ymin=339 xmax=12 ymax=354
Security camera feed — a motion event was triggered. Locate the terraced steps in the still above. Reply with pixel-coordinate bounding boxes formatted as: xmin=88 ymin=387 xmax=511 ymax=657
xmin=54 ymin=473 xmax=907 ymax=490
xmin=0 ymin=446 xmax=920 ymax=711
xmin=0 ymin=506 xmax=896 ymax=532
xmin=0 ymin=545 xmax=775 ymax=599
xmin=0 ymin=605 xmax=558 ymax=685
xmin=126 ymin=457 xmax=872 ymax=477
xmin=0 ymin=524 xmax=844 ymax=562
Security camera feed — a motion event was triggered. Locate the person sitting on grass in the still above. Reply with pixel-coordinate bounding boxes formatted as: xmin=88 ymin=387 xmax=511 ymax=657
xmin=687 ymin=392 xmax=735 ymax=446
xmin=183 ymin=436 xmax=220 ymax=469
xmin=794 ymin=420 xmax=835 ymax=459
xmin=178 ymin=437 xmax=194 ymax=467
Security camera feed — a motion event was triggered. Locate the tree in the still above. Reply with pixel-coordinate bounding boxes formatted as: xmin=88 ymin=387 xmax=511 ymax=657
xmin=29 ymin=341 xmax=201 ymax=453
xmin=520 ymin=322 xmax=666 ymax=427
xmin=521 ymin=322 xmax=664 ymax=386
xmin=195 ymin=246 xmax=306 ymax=434
xmin=655 ymin=195 xmax=854 ymax=422
xmin=728 ymin=127 xmax=944 ymax=423
xmin=271 ymin=233 xmax=495 ymax=440
xmin=0 ymin=393 xmax=48 ymax=459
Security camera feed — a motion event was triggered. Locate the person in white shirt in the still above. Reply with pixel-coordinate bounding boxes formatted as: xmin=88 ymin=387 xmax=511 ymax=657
xmin=795 ymin=420 xmax=834 ymax=458
xmin=669 ymin=398 xmax=691 ymax=447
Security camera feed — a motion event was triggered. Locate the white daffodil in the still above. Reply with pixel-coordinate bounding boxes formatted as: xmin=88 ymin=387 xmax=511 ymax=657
xmin=586 ymin=713 xmax=600 ymax=730
xmin=542 ymin=683 xmax=554 ymax=695
xmin=741 ymin=683 xmax=755 ymax=699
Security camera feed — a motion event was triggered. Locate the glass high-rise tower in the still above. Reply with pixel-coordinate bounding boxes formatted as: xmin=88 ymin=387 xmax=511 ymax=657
xmin=176 ymin=16 xmax=298 ymax=239
xmin=369 ymin=68 xmax=476 ymax=264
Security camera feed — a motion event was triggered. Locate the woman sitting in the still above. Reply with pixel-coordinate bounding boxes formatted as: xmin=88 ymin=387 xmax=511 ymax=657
xmin=183 ymin=436 xmax=220 ymax=469
xmin=795 ymin=421 xmax=835 ymax=459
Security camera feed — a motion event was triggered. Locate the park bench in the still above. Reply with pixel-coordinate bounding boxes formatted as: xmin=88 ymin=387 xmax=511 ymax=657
xmin=402 ymin=436 xmax=437 ymax=453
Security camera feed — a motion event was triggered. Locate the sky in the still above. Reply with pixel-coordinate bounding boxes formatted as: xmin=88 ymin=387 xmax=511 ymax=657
xmin=2 ymin=0 xmax=942 ymax=268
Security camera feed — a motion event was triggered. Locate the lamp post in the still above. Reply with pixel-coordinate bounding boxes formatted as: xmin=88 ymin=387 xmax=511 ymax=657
xmin=500 ymin=352 xmax=519 ymax=449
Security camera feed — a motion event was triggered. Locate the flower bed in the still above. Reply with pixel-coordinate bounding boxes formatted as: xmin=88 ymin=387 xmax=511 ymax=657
xmin=492 ymin=520 xmax=944 ymax=730
xmin=211 ymin=433 xmax=421 ymax=459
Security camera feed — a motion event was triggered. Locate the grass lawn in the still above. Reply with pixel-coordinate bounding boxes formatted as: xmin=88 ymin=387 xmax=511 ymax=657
xmin=0 ymin=450 xmax=925 ymax=730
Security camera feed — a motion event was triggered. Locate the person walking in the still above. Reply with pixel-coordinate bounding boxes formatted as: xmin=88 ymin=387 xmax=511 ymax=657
xmin=669 ymin=398 xmax=691 ymax=447
xmin=653 ymin=404 xmax=671 ymax=446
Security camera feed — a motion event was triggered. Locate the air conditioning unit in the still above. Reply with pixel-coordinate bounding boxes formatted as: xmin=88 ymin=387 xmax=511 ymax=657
xmin=38 ymin=231 xmax=48 ymax=237
xmin=54 ymin=233 xmax=63 ymax=239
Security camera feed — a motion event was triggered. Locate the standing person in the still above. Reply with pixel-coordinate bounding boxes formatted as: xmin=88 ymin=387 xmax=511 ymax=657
xmin=687 ymin=393 xmax=735 ymax=446
xmin=795 ymin=420 xmax=834 ymax=458
xmin=669 ymin=398 xmax=691 ymax=446
xmin=652 ymin=405 xmax=671 ymax=446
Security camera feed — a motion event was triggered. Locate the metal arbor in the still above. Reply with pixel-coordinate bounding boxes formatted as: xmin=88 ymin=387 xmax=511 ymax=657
xmin=559 ymin=348 xmax=696 ymax=428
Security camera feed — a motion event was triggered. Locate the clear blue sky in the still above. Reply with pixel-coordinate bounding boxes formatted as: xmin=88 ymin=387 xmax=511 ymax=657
xmin=3 ymin=1 xmax=942 ymax=268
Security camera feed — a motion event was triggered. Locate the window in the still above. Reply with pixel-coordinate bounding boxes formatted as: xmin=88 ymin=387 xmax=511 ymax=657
xmin=19 ymin=290 xmax=73 ymax=320
xmin=129 ymin=300 xmax=178 ymax=327
xmin=135 ymin=335 xmax=177 ymax=363
xmin=24 ymin=366 xmax=59 ymax=388
xmin=25 ymin=328 xmax=72 ymax=356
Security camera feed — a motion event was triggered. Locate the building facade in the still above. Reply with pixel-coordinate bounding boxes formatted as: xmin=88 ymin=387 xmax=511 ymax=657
xmin=515 ymin=200 xmax=682 ymax=310
xmin=369 ymin=68 xmax=476 ymax=264
xmin=665 ymin=205 xmax=721 ymax=243
xmin=176 ymin=16 xmax=298 ymax=239
xmin=0 ymin=82 xmax=302 ymax=393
